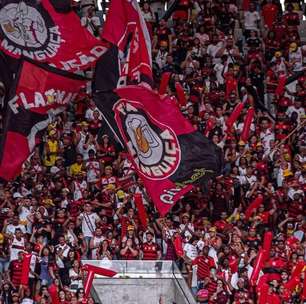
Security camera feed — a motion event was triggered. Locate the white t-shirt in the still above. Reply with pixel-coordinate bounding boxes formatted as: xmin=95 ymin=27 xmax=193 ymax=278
xmin=69 ymin=268 xmax=83 ymax=290
xmin=184 ymin=243 xmax=198 ymax=261
xmin=55 ymin=244 xmax=71 ymax=258
xmin=73 ymin=180 xmax=88 ymax=201
xmin=244 ymin=11 xmax=260 ymax=30
xmin=86 ymin=160 xmax=100 ymax=183
xmin=238 ymin=175 xmax=257 ymax=187
xmin=179 ymin=223 xmax=195 ymax=239
xmin=85 ymin=107 xmax=102 ymax=121
xmin=81 ymin=16 xmax=101 ymax=36
xmin=10 ymin=236 xmax=25 ymax=261
xmin=289 ymin=48 xmax=303 ymax=72
xmin=214 ymin=63 xmax=226 ymax=85
xmin=19 ymin=206 xmax=31 ymax=222
xmin=6 ymin=224 xmax=26 ymax=235
xmin=286 ymin=106 xmax=305 ymax=123
xmin=79 ymin=212 xmax=100 ymax=237
xmin=260 ymin=129 xmax=275 ymax=153
xmin=207 ymin=42 xmax=222 ymax=64
xmin=21 ymin=299 xmax=34 ymax=304
xmin=29 ymin=254 xmax=37 ymax=279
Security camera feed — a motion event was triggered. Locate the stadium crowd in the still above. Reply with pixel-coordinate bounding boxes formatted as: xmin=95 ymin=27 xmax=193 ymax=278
xmin=0 ymin=0 xmax=306 ymax=303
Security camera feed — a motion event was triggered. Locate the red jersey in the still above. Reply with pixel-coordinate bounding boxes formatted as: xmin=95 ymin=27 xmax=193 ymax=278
xmin=258 ymin=211 xmax=270 ymax=224
xmin=121 ymin=248 xmax=137 ymax=260
xmin=262 ymin=4 xmax=279 ymax=28
xmin=156 ymin=27 xmax=171 ymax=45
xmin=272 ymin=23 xmax=287 ymax=41
xmin=284 ymin=12 xmax=300 ymax=27
xmin=142 ymin=242 xmax=160 ymax=260
xmin=206 ymin=278 xmax=218 ymax=299
xmin=192 ymin=256 xmax=215 ymax=280
xmin=9 ymin=260 xmax=23 ymax=286
xmin=173 ymin=0 xmax=190 ymax=20
xmin=101 ymin=176 xmax=118 ymax=188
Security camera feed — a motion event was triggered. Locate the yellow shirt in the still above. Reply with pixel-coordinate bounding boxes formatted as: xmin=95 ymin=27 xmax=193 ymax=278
xmin=44 ymin=140 xmax=58 ymax=166
xmin=69 ymin=163 xmax=82 ymax=176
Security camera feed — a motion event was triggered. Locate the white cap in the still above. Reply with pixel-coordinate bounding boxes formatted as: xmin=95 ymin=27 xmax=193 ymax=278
xmin=13 ymin=192 xmax=23 ymax=199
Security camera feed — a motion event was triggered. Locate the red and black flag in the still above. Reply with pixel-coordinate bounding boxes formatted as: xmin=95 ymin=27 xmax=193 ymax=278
xmin=0 ymin=60 xmax=87 ymax=181
xmin=93 ymin=47 xmax=222 ymax=215
xmin=101 ymin=0 xmax=153 ymax=86
xmin=113 ymin=86 xmax=223 ymax=216
xmin=0 ymin=0 xmax=106 ymax=72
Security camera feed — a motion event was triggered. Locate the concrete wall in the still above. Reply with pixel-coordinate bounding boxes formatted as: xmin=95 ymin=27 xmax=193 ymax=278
xmin=92 ymin=278 xmax=196 ymax=304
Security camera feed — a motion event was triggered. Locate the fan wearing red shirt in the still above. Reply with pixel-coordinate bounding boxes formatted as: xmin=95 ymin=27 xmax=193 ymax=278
xmin=101 ymin=166 xmax=118 ymax=189
xmin=283 ymin=4 xmax=300 ymax=28
xmin=224 ymin=65 xmax=238 ymax=99
xmin=265 ymin=247 xmax=287 ymax=269
xmin=141 ymin=231 xmax=161 ymax=260
xmin=262 ymin=0 xmax=279 ymax=29
xmin=202 ymin=268 xmax=218 ymax=300
xmin=120 ymin=238 xmax=138 ymax=260
xmin=192 ymin=246 xmax=216 ymax=281
xmin=8 ymin=251 xmax=23 ymax=288
xmin=271 ymin=18 xmax=286 ymax=41
xmin=173 ymin=0 xmax=190 ymax=21
xmin=97 ymin=135 xmax=116 ymax=165
xmin=253 ymin=203 xmax=276 ymax=225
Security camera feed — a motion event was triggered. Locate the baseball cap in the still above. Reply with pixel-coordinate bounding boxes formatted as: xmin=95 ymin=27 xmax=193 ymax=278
xmin=13 ymin=192 xmax=23 ymax=199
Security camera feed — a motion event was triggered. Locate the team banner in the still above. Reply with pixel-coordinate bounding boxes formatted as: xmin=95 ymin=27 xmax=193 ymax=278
xmin=0 ymin=60 xmax=86 ymax=180
xmin=113 ymin=86 xmax=223 ymax=215
xmin=0 ymin=0 xmax=106 ymax=72
xmin=101 ymin=0 xmax=153 ymax=86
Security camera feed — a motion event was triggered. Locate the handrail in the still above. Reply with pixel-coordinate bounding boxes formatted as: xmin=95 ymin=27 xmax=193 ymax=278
xmin=171 ymin=262 xmax=195 ymax=304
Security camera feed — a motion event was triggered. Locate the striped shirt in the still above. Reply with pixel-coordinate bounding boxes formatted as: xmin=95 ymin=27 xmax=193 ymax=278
xmin=192 ymin=256 xmax=215 ymax=280
xmin=10 ymin=260 xmax=23 ymax=286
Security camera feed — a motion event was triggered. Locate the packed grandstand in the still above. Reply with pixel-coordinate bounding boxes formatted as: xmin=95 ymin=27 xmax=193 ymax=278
xmin=0 ymin=0 xmax=305 ymax=303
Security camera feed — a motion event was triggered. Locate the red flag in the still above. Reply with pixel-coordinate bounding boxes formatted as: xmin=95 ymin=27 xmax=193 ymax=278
xmin=250 ymin=249 xmax=266 ymax=286
xmin=245 ymin=195 xmax=264 ymax=220
xmin=20 ymin=253 xmax=32 ymax=286
xmin=226 ymin=102 xmax=244 ymax=131
xmin=262 ymin=231 xmax=273 ymax=260
xmin=48 ymin=284 xmax=60 ymax=304
xmin=134 ymin=193 xmax=148 ymax=230
xmin=175 ymin=82 xmax=187 ymax=106
xmin=82 ymin=264 xmax=117 ymax=299
xmin=159 ymin=72 xmax=171 ymax=95
xmin=102 ymin=0 xmax=153 ymax=86
xmin=275 ymin=74 xmax=287 ymax=96
xmin=240 ymin=107 xmax=254 ymax=142
xmin=113 ymin=85 xmax=222 ymax=216
xmin=173 ymin=235 xmax=184 ymax=257
xmin=0 ymin=0 xmax=106 ymax=72
xmin=0 ymin=60 xmax=86 ymax=180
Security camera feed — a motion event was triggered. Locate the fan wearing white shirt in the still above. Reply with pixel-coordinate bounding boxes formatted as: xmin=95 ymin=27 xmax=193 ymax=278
xmin=77 ymin=203 xmax=101 ymax=249
xmin=85 ymin=100 xmax=102 ymax=121
xmin=238 ymin=167 xmax=257 ymax=187
xmin=184 ymin=237 xmax=199 ymax=287
xmin=244 ymin=3 xmax=260 ymax=34
xmin=81 ymin=7 xmax=101 ymax=37
xmin=286 ymin=100 xmax=305 ymax=123
xmin=207 ymin=34 xmax=223 ymax=64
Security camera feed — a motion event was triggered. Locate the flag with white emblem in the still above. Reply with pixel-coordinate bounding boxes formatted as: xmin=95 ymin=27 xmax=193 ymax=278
xmin=0 ymin=59 xmax=87 ymax=180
